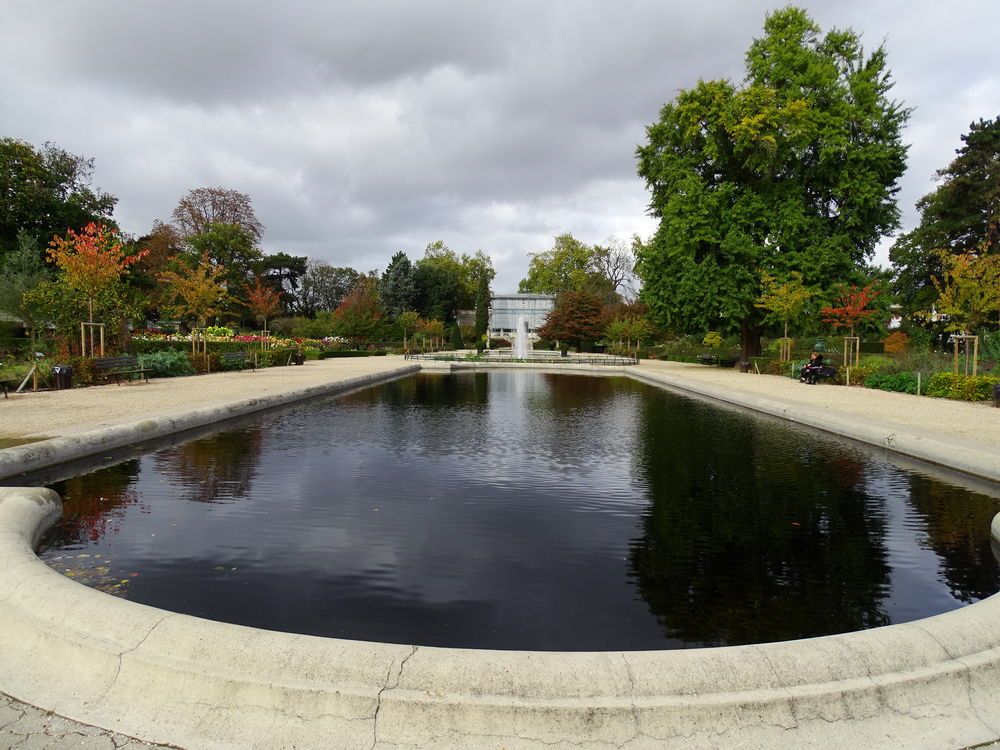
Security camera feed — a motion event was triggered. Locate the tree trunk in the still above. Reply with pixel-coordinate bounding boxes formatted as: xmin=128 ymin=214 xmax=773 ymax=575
xmin=740 ymin=321 xmax=763 ymax=360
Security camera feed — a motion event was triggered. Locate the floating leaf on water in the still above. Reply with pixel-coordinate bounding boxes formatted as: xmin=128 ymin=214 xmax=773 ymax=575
xmin=213 ymin=566 xmax=226 ymax=571
xmin=77 ymin=554 xmax=90 ymax=558
xmin=120 ymin=579 xmax=130 ymax=584
xmin=231 ymin=567 xmax=237 ymax=571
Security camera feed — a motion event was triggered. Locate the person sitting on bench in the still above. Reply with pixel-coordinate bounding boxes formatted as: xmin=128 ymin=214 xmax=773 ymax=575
xmin=800 ymin=352 xmax=824 ymax=384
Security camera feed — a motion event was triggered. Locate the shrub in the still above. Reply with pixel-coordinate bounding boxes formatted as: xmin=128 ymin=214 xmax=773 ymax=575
xmin=924 ymin=372 xmax=1000 ymax=401
xmin=318 ymin=350 xmax=387 ymax=358
xmin=139 ymin=350 xmax=196 ymax=378
xmin=835 ymin=364 xmax=881 ymax=385
xmin=863 ymin=372 xmax=918 ymax=394
xmin=857 ymin=355 xmax=892 ymax=373
xmin=884 ymin=349 xmax=953 ymax=377
xmin=881 ymin=331 xmax=909 ymax=354
xmin=186 ymin=352 xmax=220 ymax=373
xmin=203 ymin=325 xmax=234 ymax=337
xmin=702 ymin=331 xmax=723 ymax=347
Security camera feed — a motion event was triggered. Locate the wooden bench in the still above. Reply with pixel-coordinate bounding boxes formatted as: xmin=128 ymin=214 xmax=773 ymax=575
xmin=220 ymin=351 xmax=256 ymax=371
xmin=93 ymin=355 xmax=154 ymax=385
xmin=697 ymin=353 xmax=740 ymax=368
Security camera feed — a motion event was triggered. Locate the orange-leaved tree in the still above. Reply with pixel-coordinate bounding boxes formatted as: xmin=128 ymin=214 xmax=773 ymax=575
xmin=47 ymin=222 xmax=147 ymax=321
xmin=243 ymin=277 xmax=283 ymax=331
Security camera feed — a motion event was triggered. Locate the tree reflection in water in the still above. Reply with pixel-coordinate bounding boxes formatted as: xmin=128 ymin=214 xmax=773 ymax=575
xmin=629 ymin=391 xmax=896 ymax=646
xmin=152 ymin=428 xmax=264 ymax=504
xmin=52 ymin=459 xmax=144 ymax=544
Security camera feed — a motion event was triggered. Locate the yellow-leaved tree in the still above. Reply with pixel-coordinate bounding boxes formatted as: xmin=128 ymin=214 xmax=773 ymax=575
xmin=158 ymin=252 xmax=230 ymax=328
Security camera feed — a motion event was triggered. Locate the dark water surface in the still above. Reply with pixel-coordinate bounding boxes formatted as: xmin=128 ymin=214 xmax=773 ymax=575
xmin=34 ymin=372 xmax=1000 ymax=650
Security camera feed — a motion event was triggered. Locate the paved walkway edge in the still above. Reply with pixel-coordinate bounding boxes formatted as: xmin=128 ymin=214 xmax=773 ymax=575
xmin=0 ymin=363 xmax=999 ymax=749
xmin=0 ymin=364 xmax=420 ymax=481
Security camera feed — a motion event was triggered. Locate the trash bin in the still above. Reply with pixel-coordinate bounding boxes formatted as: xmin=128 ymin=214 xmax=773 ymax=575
xmin=52 ymin=365 xmax=73 ymax=390
xmin=292 ymin=351 xmax=304 ymax=366
xmin=993 ymin=382 xmax=1000 ymax=408
xmin=739 ymin=360 xmax=751 ymax=373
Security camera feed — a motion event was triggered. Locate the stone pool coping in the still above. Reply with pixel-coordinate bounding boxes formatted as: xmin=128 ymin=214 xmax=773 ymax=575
xmin=1 ymin=359 xmax=1000 ymax=748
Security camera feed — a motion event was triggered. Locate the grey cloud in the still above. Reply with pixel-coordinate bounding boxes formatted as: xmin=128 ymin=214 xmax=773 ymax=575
xmin=2 ymin=0 xmax=997 ymax=287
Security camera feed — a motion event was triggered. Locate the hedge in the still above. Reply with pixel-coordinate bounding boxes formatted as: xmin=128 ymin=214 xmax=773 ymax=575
xmin=924 ymin=372 xmax=1000 ymax=401
xmin=319 ymin=350 xmax=388 ymax=358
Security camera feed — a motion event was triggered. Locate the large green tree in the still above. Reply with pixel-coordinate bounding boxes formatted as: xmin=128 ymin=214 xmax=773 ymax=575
xmin=636 ymin=7 xmax=908 ymax=357
xmin=379 ymin=251 xmax=417 ymax=319
xmin=295 ymin=261 xmax=362 ymax=316
xmin=0 ymin=138 xmax=117 ymax=259
xmin=891 ymin=116 xmax=1000 ymax=315
xmin=518 ymin=233 xmax=615 ymax=299
xmin=418 ymin=241 xmax=494 ymax=311
xmin=413 ymin=260 xmax=461 ymax=323
xmin=183 ymin=222 xmax=262 ymax=314
xmin=0 ymin=230 xmax=48 ymax=336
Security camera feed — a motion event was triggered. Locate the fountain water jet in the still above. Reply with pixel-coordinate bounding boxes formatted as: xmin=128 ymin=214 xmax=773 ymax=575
xmin=513 ymin=316 xmax=530 ymax=359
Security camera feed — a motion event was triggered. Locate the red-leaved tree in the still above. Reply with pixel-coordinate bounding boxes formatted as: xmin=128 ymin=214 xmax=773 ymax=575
xmin=243 ymin=277 xmax=284 ymax=331
xmin=820 ymin=284 xmax=883 ymax=338
xmin=536 ymin=290 xmax=606 ymax=350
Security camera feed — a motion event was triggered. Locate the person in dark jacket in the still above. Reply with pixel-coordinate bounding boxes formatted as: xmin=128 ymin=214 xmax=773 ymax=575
xmin=800 ymin=352 xmax=824 ymax=384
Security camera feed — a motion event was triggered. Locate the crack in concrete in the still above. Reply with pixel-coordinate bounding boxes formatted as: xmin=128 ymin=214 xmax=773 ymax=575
xmin=752 ymin=645 xmax=801 ymax=730
xmin=912 ymin=622 xmax=999 ymax=737
xmin=370 ymin=646 xmax=417 ymax=750
xmin=618 ymin=651 xmax=645 ymax=746
xmin=95 ymin=612 xmax=178 ymax=706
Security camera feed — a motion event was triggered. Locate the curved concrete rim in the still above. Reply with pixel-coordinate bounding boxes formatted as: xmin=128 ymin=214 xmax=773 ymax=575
xmin=1 ymin=363 xmax=999 ymax=748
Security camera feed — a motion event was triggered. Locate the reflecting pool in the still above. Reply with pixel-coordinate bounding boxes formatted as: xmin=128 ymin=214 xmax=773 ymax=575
xmin=33 ymin=371 xmax=1000 ymax=650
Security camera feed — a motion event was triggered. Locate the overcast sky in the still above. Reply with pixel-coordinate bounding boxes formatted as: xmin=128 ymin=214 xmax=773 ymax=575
xmin=2 ymin=1 xmax=996 ymax=293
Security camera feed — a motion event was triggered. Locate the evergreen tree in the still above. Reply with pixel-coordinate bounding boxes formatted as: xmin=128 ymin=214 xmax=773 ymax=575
xmin=378 ymin=251 xmax=416 ymax=319
xmin=474 ymin=274 xmax=491 ymax=338
xmin=891 ymin=116 xmax=1000 ymax=315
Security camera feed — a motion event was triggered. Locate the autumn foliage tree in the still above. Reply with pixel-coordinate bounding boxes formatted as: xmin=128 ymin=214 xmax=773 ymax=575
xmin=46 ymin=222 xmax=146 ymax=321
xmin=172 ymin=187 xmax=264 ymax=244
xmin=330 ymin=276 xmax=384 ymax=343
xmin=754 ymin=271 xmax=815 ymax=342
xmin=243 ymin=277 xmax=284 ymax=331
xmin=926 ymin=249 xmax=1000 ymax=334
xmin=537 ymin=290 xmax=606 ymax=350
xmin=158 ymin=252 xmax=230 ymax=327
xmin=820 ymin=284 xmax=884 ymax=338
